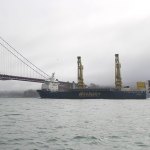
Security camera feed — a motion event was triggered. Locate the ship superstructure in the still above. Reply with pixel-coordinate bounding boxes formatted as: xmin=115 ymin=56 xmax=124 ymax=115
xmin=41 ymin=73 xmax=59 ymax=91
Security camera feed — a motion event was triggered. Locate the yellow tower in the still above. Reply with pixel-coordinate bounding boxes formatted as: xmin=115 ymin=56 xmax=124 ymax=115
xmin=115 ymin=54 xmax=122 ymax=90
xmin=77 ymin=56 xmax=84 ymax=88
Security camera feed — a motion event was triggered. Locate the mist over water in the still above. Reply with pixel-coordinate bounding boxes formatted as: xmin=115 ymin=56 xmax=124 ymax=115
xmin=0 ymin=98 xmax=150 ymax=150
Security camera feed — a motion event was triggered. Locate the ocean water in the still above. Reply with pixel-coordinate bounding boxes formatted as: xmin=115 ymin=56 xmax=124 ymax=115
xmin=0 ymin=98 xmax=150 ymax=150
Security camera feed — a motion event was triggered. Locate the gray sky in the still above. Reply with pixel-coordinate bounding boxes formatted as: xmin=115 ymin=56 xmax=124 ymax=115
xmin=0 ymin=0 xmax=150 ymax=90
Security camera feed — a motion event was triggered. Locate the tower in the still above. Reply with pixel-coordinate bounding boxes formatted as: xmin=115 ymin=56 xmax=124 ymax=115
xmin=77 ymin=56 xmax=84 ymax=88
xmin=115 ymin=54 xmax=122 ymax=90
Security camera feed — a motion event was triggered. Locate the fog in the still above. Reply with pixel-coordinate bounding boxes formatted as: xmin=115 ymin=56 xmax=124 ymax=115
xmin=0 ymin=0 xmax=150 ymax=91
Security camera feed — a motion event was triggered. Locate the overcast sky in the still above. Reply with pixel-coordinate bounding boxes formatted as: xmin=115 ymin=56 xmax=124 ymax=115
xmin=0 ymin=0 xmax=150 ymax=90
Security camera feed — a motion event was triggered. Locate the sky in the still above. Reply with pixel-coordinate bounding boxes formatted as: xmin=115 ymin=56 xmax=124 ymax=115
xmin=0 ymin=0 xmax=150 ymax=91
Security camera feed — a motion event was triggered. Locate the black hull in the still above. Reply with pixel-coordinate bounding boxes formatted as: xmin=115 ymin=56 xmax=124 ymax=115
xmin=37 ymin=89 xmax=146 ymax=99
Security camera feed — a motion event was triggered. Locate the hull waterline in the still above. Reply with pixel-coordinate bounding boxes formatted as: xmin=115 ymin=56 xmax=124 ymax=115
xmin=37 ymin=89 xmax=146 ymax=99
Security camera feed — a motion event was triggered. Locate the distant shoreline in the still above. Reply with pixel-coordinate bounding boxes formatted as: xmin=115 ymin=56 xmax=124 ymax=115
xmin=0 ymin=90 xmax=39 ymax=98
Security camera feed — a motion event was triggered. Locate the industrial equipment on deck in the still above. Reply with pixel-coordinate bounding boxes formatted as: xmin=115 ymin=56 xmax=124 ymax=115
xmin=77 ymin=56 xmax=85 ymax=88
xmin=115 ymin=54 xmax=122 ymax=90
xmin=136 ymin=82 xmax=146 ymax=90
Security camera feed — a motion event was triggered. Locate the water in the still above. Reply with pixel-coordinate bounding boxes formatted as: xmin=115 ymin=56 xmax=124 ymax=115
xmin=0 ymin=98 xmax=150 ymax=150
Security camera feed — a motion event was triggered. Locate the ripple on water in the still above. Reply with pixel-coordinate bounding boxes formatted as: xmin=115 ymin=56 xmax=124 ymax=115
xmin=73 ymin=135 xmax=101 ymax=142
xmin=73 ymin=135 xmax=87 ymax=140
xmin=135 ymin=142 xmax=149 ymax=148
xmin=47 ymin=138 xmax=59 ymax=143
xmin=0 ymin=141 xmax=7 ymax=145
xmin=72 ymin=135 xmax=102 ymax=147
xmin=55 ymin=125 xmax=66 ymax=129
xmin=108 ymin=135 xmax=121 ymax=139
xmin=84 ymin=121 xmax=89 ymax=123
xmin=13 ymin=138 xmax=25 ymax=141
xmin=3 ymin=114 xmax=22 ymax=117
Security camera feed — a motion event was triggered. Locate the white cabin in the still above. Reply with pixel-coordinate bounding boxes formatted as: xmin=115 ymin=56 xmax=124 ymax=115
xmin=41 ymin=73 xmax=59 ymax=92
